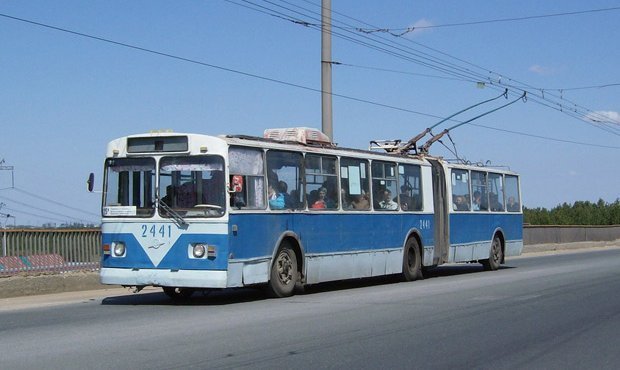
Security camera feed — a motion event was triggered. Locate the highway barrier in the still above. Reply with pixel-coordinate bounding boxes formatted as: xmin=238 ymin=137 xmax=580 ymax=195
xmin=0 ymin=225 xmax=618 ymax=276
xmin=1 ymin=228 xmax=100 ymax=276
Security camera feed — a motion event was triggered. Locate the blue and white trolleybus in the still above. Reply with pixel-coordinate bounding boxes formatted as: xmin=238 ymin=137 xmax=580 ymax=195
xmin=97 ymin=127 xmax=523 ymax=298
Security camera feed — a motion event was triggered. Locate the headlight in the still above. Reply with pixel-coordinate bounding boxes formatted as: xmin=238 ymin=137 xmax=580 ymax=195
xmin=112 ymin=242 xmax=126 ymax=257
xmin=192 ymin=244 xmax=206 ymax=258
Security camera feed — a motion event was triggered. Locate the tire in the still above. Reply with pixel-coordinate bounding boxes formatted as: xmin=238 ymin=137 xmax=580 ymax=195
xmin=268 ymin=243 xmax=298 ymax=298
xmin=163 ymin=287 xmax=195 ymax=300
xmin=482 ymin=235 xmax=503 ymax=271
xmin=402 ymin=237 xmax=423 ymax=281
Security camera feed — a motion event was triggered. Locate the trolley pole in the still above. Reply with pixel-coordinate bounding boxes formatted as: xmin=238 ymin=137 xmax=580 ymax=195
xmin=321 ymin=0 xmax=333 ymax=141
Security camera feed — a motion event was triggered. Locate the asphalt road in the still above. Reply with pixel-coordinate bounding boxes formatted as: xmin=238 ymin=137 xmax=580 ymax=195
xmin=1 ymin=249 xmax=620 ymax=369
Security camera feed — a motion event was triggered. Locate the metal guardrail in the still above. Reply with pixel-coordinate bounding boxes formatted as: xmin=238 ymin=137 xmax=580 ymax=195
xmin=1 ymin=225 xmax=618 ymax=276
xmin=0 ymin=228 xmax=100 ymax=276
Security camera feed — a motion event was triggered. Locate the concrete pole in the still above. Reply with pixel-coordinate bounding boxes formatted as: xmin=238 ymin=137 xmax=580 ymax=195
xmin=321 ymin=0 xmax=333 ymax=141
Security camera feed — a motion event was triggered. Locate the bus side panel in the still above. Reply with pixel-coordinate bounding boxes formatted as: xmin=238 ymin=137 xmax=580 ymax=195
xmin=449 ymin=213 xmax=523 ymax=262
xmin=228 ymin=213 xmax=434 ymax=285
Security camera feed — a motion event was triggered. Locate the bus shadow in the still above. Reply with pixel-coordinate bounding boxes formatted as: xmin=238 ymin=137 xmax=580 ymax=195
xmin=422 ymin=263 xmax=514 ymax=279
xmin=101 ymin=287 xmax=267 ymax=306
xmin=301 ymin=264 xmax=515 ymax=295
xmin=101 ymin=265 xmax=515 ymax=306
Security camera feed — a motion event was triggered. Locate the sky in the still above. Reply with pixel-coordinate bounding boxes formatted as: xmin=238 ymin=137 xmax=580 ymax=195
xmin=0 ymin=0 xmax=619 ymax=226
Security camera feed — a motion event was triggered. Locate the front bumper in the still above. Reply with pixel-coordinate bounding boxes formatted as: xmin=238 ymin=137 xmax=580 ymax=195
xmin=100 ymin=267 xmax=228 ymax=288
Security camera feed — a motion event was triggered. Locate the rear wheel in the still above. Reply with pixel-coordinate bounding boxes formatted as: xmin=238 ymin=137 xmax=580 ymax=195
xmin=402 ymin=237 xmax=423 ymax=281
xmin=163 ymin=287 xmax=195 ymax=300
xmin=268 ymin=243 xmax=298 ymax=298
xmin=482 ymin=236 xmax=503 ymax=271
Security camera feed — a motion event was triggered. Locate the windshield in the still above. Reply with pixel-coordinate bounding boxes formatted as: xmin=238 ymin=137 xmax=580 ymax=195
xmin=103 ymin=158 xmax=155 ymax=217
xmin=159 ymin=156 xmax=226 ymax=218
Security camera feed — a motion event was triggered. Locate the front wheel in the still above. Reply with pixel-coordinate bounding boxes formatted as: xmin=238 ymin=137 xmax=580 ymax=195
xmin=481 ymin=236 xmax=503 ymax=271
xmin=268 ymin=244 xmax=298 ymax=298
xmin=402 ymin=237 xmax=423 ymax=281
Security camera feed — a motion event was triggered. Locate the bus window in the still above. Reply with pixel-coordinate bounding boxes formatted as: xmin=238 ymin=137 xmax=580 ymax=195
xmin=398 ymin=164 xmax=423 ymax=211
xmin=104 ymin=157 xmax=155 ymax=217
xmin=306 ymin=154 xmax=338 ymax=210
xmin=471 ymin=171 xmax=488 ymax=211
xmin=488 ymin=173 xmax=505 ymax=212
xmin=229 ymin=147 xmax=265 ymax=210
xmin=158 ymin=156 xmax=226 ymax=217
xmin=451 ymin=169 xmax=471 ymax=211
xmin=340 ymin=157 xmax=370 ymax=211
xmin=505 ymin=175 xmax=521 ymax=212
xmin=372 ymin=161 xmax=398 ymax=211
xmin=266 ymin=150 xmax=303 ymax=210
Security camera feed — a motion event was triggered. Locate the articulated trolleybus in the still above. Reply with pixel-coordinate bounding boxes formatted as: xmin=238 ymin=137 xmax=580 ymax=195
xmin=98 ymin=127 xmax=523 ymax=299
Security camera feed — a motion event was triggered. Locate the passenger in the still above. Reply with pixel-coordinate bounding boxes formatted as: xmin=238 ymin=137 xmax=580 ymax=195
xmin=268 ymin=184 xmax=285 ymax=209
xmin=472 ymin=191 xmax=482 ymax=211
xmin=489 ymin=193 xmax=503 ymax=211
xmin=311 ymin=187 xmax=335 ymax=209
xmin=341 ymin=188 xmax=352 ymax=209
xmin=379 ymin=189 xmax=398 ymax=210
xmin=397 ymin=185 xmax=413 ymax=211
xmin=278 ymin=181 xmax=293 ymax=209
xmin=351 ymin=191 xmax=370 ymax=210
xmin=453 ymin=195 xmax=469 ymax=211
xmin=506 ymin=196 xmax=520 ymax=212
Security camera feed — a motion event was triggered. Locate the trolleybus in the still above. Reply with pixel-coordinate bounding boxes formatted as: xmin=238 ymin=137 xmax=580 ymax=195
xmin=96 ymin=127 xmax=523 ymax=298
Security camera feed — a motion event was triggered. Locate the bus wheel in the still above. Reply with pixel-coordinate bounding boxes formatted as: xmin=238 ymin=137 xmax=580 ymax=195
xmin=402 ymin=237 xmax=423 ymax=281
xmin=482 ymin=236 xmax=503 ymax=271
xmin=163 ymin=287 xmax=195 ymax=300
xmin=268 ymin=244 xmax=298 ymax=298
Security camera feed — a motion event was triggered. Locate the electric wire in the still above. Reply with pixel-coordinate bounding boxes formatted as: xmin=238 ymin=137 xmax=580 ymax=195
xmin=0 ymin=195 xmax=98 ymax=224
xmin=11 ymin=187 xmax=100 ymax=218
xmin=1 ymin=10 xmax=617 ymax=149
xmin=286 ymin=0 xmax=620 ymax=136
xmin=2 ymin=206 xmax=93 ymax=225
xmin=0 ymin=12 xmax=441 ymax=120
xmin=391 ymin=6 xmax=620 ymax=30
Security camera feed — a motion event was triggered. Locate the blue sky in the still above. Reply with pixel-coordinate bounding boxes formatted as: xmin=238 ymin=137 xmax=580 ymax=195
xmin=0 ymin=0 xmax=618 ymax=226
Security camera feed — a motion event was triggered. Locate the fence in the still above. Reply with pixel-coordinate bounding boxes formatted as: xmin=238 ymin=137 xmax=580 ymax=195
xmin=0 ymin=228 xmax=100 ymax=276
xmin=523 ymin=224 xmax=620 ymax=245
xmin=1 ymin=225 xmax=618 ymax=277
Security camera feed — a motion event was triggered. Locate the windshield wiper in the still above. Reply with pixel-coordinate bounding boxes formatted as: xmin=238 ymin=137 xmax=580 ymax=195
xmin=158 ymin=198 xmax=188 ymax=228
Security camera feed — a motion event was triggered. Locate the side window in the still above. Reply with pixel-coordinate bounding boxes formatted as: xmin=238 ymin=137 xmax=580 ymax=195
xmin=228 ymin=147 xmax=265 ymax=210
xmin=398 ymin=164 xmax=423 ymax=211
xmin=488 ymin=173 xmax=505 ymax=212
xmin=471 ymin=171 xmax=488 ymax=212
xmin=451 ymin=169 xmax=471 ymax=211
xmin=266 ymin=150 xmax=303 ymax=210
xmin=306 ymin=154 xmax=338 ymax=210
xmin=372 ymin=161 xmax=398 ymax=211
xmin=340 ymin=157 xmax=370 ymax=211
xmin=505 ymin=175 xmax=521 ymax=212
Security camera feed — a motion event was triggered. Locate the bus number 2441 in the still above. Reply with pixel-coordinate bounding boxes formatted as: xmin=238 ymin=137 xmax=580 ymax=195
xmin=141 ymin=224 xmax=172 ymax=238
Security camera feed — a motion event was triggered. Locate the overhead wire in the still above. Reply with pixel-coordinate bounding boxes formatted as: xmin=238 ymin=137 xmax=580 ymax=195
xmin=391 ymin=6 xmax=620 ymax=30
xmin=2 ymin=206 xmax=91 ymax=225
xmin=10 ymin=187 xmax=100 ymax=218
xmin=288 ymin=0 xmax=620 ymax=136
xmin=0 ymin=9 xmax=617 ymax=149
xmin=0 ymin=12 xmax=441 ymax=120
xmin=0 ymin=194 xmax=98 ymax=224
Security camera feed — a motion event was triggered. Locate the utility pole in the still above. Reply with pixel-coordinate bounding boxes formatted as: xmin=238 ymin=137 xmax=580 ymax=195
xmin=0 ymin=158 xmax=15 ymax=189
xmin=321 ymin=0 xmax=333 ymax=141
xmin=0 ymin=202 xmax=9 ymax=257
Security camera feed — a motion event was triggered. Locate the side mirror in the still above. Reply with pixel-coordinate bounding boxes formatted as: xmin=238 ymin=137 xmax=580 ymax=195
xmin=87 ymin=173 xmax=95 ymax=192
xmin=230 ymin=175 xmax=243 ymax=193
